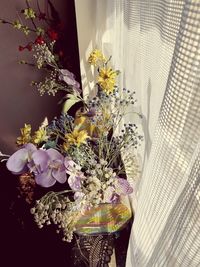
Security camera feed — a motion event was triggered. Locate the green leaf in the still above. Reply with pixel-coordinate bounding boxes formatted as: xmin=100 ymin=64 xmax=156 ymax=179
xmin=62 ymin=94 xmax=81 ymax=113
xmin=44 ymin=141 xmax=57 ymax=149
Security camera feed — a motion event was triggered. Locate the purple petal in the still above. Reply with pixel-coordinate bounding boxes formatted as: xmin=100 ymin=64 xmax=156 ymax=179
xmin=68 ymin=175 xmax=82 ymax=191
xmin=116 ymin=178 xmax=133 ymax=195
xmin=35 ymin=169 xmax=56 ymax=187
xmin=59 ymin=69 xmax=74 ymax=78
xmin=74 ymin=81 xmax=80 ymax=88
xmin=110 ymin=193 xmax=120 ymax=203
xmin=6 ymin=148 xmax=29 ymax=174
xmin=64 ymin=157 xmax=77 ymax=172
xmin=62 ymin=76 xmax=76 ymax=86
xmin=32 ymin=150 xmax=50 ymax=173
xmin=86 ymin=108 xmax=96 ymax=117
xmin=23 ymin=143 xmax=37 ymax=153
xmin=52 ymin=169 xmax=67 ymax=184
xmin=64 ymin=157 xmax=73 ymax=168
xmin=46 ymin=148 xmax=63 ymax=161
xmin=59 ymin=69 xmax=81 ymax=91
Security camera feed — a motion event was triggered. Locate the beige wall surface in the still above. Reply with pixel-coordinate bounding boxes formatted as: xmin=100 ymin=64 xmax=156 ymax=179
xmin=0 ymin=0 xmax=80 ymax=153
xmin=75 ymin=0 xmax=96 ymax=99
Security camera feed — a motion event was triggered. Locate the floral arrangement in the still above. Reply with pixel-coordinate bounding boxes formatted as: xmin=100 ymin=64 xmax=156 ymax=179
xmin=1 ymin=1 xmax=142 ymax=242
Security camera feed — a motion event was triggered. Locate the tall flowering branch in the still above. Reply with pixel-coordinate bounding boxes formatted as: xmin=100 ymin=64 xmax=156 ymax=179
xmin=1 ymin=1 xmax=143 ymax=243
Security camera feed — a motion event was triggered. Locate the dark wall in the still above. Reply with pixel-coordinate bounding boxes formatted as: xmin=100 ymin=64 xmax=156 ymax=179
xmin=0 ymin=1 xmax=80 ymax=266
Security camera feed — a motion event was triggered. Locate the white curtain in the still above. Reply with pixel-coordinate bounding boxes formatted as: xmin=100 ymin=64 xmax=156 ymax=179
xmin=75 ymin=1 xmax=200 ymax=266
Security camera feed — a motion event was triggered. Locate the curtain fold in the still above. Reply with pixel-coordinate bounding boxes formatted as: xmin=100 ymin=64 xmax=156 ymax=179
xmin=75 ymin=0 xmax=200 ymax=266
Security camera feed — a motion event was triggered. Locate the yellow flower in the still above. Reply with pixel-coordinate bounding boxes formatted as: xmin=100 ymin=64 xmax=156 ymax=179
xmin=16 ymin=124 xmax=32 ymax=145
xmin=97 ymin=67 xmax=117 ymax=94
xmin=65 ymin=129 xmax=90 ymax=147
xmin=74 ymin=114 xmax=96 ymax=137
xmin=23 ymin=8 xmax=36 ymax=19
xmin=13 ymin=20 xmax=22 ymax=29
xmin=36 ymin=27 xmax=45 ymax=36
xmin=63 ymin=142 xmax=71 ymax=151
xmin=22 ymin=26 xmax=30 ymax=35
xmin=32 ymin=127 xmax=48 ymax=144
xmin=88 ymin=49 xmax=106 ymax=66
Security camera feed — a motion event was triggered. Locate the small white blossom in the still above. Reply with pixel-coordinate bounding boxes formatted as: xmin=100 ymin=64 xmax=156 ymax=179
xmin=33 ymin=43 xmax=56 ymax=69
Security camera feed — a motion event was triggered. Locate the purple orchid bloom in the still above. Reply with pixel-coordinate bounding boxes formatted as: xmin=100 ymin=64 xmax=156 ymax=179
xmin=32 ymin=148 xmax=67 ymax=188
xmin=64 ymin=157 xmax=78 ymax=172
xmin=6 ymin=143 xmax=37 ymax=175
xmin=64 ymin=157 xmax=85 ymax=191
xmin=59 ymin=69 xmax=81 ymax=93
xmin=104 ymin=178 xmax=133 ymax=203
xmin=115 ymin=178 xmax=133 ymax=195
xmin=68 ymin=171 xmax=85 ymax=191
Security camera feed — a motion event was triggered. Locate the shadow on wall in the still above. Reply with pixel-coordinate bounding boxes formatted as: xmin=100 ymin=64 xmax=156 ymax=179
xmin=0 ymin=0 xmax=81 ymax=154
xmin=75 ymin=0 xmax=113 ymax=99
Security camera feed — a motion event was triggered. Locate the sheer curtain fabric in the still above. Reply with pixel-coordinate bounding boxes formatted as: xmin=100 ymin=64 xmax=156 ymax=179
xmin=75 ymin=1 xmax=200 ymax=266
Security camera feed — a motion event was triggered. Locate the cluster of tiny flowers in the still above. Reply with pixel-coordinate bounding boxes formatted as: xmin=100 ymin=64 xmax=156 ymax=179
xmin=92 ymin=88 xmax=137 ymax=107
xmin=88 ymin=90 xmax=117 ymax=109
xmin=69 ymin=146 xmax=97 ymax=170
xmin=48 ymin=113 xmax=74 ymax=135
xmin=87 ymin=88 xmax=140 ymax=133
xmin=33 ymin=43 xmax=56 ymax=69
xmin=35 ymin=73 xmax=59 ymax=96
xmin=87 ymin=95 xmax=114 ymax=131
xmin=83 ymin=176 xmax=102 ymax=206
xmin=97 ymin=89 xmax=118 ymax=103
xmin=102 ymin=168 xmax=118 ymax=202
xmin=84 ymin=161 xmax=117 ymax=203
xmin=30 ymin=192 xmax=80 ymax=242
xmin=116 ymin=123 xmax=143 ymax=150
xmin=111 ymin=88 xmax=140 ymax=125
xmin=115 ymin=88 xmax=137 ymax=106
xmin=87 ymin=96 xmax=100 ymax=109
xmin=122 ymin=153 xmax=140 ymax=182
xmin=74 ymin=188 xmax=99 ymax=210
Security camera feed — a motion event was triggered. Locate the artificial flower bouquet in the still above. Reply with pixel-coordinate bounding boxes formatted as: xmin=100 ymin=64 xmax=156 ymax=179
xmin=1 ymin=0 xmax=142 ymax=243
